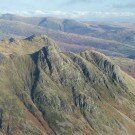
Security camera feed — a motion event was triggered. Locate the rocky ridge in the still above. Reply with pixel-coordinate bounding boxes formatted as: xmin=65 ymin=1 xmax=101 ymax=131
xmin=0 ymin=35 xmax=135 ymax=134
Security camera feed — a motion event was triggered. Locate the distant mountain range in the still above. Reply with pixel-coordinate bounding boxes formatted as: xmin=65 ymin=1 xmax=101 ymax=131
xmin=0 ymin=13 xmax=135 ymax=58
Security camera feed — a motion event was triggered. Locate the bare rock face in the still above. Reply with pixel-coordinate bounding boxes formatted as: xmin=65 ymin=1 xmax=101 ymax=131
xmin=0 ymin=35 xmax=135 ymax=135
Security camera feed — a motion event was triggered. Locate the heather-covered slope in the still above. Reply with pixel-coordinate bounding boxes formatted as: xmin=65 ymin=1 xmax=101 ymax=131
xmin=0 ymin=35 xmax=135 ymax=134
xmin=112 ymin=57 xmax=135 ymax=78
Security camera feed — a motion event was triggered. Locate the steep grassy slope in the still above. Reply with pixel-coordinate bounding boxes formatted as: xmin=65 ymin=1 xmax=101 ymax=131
xmin=0 ymin=35 xmax=135 ymax=134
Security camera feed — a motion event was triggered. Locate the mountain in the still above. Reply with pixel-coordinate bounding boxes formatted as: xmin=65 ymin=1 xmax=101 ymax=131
xmin=0 ymin=14 xmax=88 ymax=31
xmin=0 ymin=19 xmax=45 ymax=38
xmin=0 ymin=13 xmax=43 ymax=25
xmin=0 ymin=15 xmax=135 ymax=57
xmin=0 ymin=35 xmax=135 ymax=134
xmin=2 ymin=14 xmax=135 ymax=47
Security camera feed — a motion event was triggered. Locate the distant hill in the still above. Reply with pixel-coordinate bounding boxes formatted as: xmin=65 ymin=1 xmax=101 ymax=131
xmin=0 ymin=14 xmax=135 ymax=57
xmin=0 ymin=13 xmax=42 ymax=25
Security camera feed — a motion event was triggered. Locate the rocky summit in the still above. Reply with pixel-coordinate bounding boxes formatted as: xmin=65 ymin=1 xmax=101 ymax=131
xmin=0 ymin=35 xmax=135 ymax=135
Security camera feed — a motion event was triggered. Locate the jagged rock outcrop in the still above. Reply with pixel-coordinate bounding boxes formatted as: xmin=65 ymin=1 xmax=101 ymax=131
xmin=0 ymin=35 xmax=135 ymax=135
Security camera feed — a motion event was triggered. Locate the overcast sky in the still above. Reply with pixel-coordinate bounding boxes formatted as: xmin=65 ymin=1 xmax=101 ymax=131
xmin=0 ymin=0 xmax=135 ymax=22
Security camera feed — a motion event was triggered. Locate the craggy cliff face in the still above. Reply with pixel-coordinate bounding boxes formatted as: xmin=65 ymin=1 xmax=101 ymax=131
xmin=0 ymin=35 xmax=135 ymax=135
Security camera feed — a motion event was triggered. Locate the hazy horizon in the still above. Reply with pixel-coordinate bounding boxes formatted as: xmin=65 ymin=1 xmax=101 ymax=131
xmin=0 ymin=0 xmax=135 ymax=22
